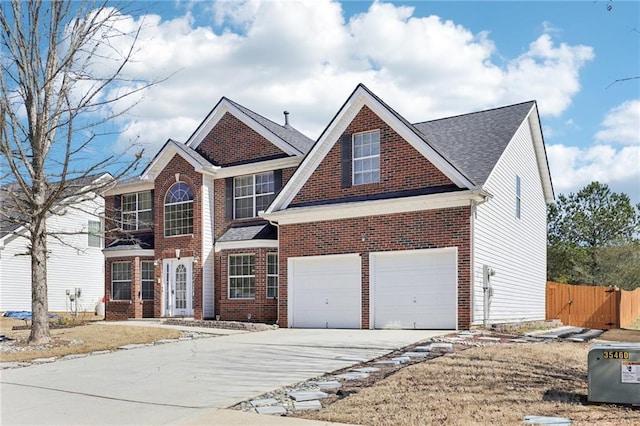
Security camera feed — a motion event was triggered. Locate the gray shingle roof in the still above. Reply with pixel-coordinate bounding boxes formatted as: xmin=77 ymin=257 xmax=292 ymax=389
xmin=413 ymin=101 xmax=535 ymax=185
xmin=226 ymin=98 xmax=314 ymax=154
xmin=217 ymin=223 xmax=277 ymax=242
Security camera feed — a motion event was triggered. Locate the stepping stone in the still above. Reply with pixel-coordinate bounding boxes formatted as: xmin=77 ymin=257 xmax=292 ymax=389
xmin=532 ymin=326 xmax=583 ymax=339
xmin=335 ymin=356 xmax=368 ymax=362
xmin=402 ymin=352 xmax=428 ymax=358
xmin=294 ymin=400 xmax=322 ymax=411
xmin=478 ymin=337 xmax=502 ymax=341
xmin=374 ymin=360 xmax=401 ymax=365
xmin=118 ymin=344 xmax=148 ymax=350
xmin=414 ymin=346 xmax=431 ymax=352
xmin=430 ymin=343 xmax=453 ymax=351
xmin=251 ymin=398 xmax=279 ymax=407
xmin=316 ymin=380 xmax=342 ymax=390
xmin=351 ymin=367 xmax=380 ymax=373
xmin=566 ymin=329 xmax=603 ymax=342
xmin=336 ymin=372 xmax=369 ymax=380
xmin=62 ymin=354 xmax=87 ymax=360
xmin=391 ymin=356 xmax=411 ymax=364
xmin=523 ymin=415 xmax=571 ymax=425
xmin=256 ymin=405 xmax=287 ymax=415
xmin=509 ymin=338 xmax=531 ymax=343
xmin=0 ymin=362 xmax=21 ymax=369
xmin=32 ymin=357 xmax=56 ymax=364
xmin=289 ymin=391 xmax=328 ymax=401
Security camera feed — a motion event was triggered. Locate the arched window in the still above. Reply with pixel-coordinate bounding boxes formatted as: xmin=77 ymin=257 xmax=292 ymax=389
xmin=164 ymin=182 xmax=193 ymax=236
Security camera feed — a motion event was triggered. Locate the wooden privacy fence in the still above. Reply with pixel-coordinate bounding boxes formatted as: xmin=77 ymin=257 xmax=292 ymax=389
xmin=546 ymin=282 xmax=640 ymax=330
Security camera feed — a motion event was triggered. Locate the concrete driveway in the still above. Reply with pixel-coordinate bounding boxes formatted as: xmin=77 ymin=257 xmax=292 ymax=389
xmin=0 ymin=327 xmax=446 ymax=425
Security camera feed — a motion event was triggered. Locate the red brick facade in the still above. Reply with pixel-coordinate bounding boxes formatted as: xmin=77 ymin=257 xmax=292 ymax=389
xmin=292 ymin=105 xmax=454 ymax=206
xmin=278 ymin=207 xmax=472 ymax=329
xmin=195 ymin=113 xmax=288 ymax=166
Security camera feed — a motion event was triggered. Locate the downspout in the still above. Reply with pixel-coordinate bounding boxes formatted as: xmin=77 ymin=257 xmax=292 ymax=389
xmin=469 ymin=190 xmax=491 ymax=327
xmin=268 ymin=219 xmax=280 ymax=327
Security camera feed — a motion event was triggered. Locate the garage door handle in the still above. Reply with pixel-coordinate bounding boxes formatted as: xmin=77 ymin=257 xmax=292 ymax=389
xmin=325 ymin=299 xmax=329 ymax=304
xmin=413 ymin=297 xmax=416 ymax=303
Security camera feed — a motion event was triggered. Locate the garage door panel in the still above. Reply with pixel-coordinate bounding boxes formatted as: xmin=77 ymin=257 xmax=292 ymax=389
xmin=290 ymin=255 xmax=361 ymax=329
xmin=372 ymin=249 xmax=457 ymax=330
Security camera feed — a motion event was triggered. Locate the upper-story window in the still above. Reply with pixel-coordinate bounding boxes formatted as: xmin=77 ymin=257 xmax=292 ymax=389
xmin=87 ymin=220 xmax=102 ymax=248
xmin=234 ymin=172 xmax=275 ymax=219
xmin=122 ymin=191 xmax=152 ymax=231
xmin=164 ymin=182 xmax=193 ymax=237
xmin=515 ymin=175 xmax=522 ymax=219
xmin=353 ymin=130 xmax=380 ymax=185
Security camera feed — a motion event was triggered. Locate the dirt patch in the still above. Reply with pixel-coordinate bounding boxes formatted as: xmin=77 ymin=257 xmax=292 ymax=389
xmin=599 ymin=328 xmax=640 ymax=342
xmin=295 ymin=342 xmax=640 ymax=426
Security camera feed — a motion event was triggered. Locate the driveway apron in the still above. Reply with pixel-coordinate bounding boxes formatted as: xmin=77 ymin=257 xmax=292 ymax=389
xmin=1 ymin=328 xmax=445 ymax=425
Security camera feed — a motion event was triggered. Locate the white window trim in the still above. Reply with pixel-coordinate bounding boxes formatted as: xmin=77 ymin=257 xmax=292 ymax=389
xmin=87 ymin=219 xmax=102 ymax=248
xmin=122 ymin=191 xmax=152 ymax=231
xmin=233 ymin=172 xmax=275 ymax=219
xmin=352 ymin=130 xmax=380 ymax=185
xmin=164 ymin=183 xmax=194 ymax=237
xmin=111 ymin=261 xmax=132 ymax=301
xmin=266 ymin=253 xmax=278 ymax=299
xmin=141 ymin=260 xmax=154 ymax=300
xmin=228 ymin=254 xmax=256 ymax=300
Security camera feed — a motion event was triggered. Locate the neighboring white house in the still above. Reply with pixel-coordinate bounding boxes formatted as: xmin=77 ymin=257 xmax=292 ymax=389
xmin=0 ymin=175 xmax=108 ymax=313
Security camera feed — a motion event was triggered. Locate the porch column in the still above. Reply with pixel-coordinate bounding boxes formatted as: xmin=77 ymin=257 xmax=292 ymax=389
xmin=133 ymin=257 xmax=143 ymax=319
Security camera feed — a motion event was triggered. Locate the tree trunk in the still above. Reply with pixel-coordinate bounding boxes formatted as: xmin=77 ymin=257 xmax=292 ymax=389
xmin=29 ymin=222 xmax=51 ymax=344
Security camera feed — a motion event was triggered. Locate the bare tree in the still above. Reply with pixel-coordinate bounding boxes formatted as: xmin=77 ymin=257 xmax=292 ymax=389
xmin=0 ymin=1 xmax=155 ymax=344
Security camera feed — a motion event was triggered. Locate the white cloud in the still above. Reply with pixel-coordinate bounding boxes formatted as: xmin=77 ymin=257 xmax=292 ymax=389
xmin=81 ymin=0 xmax=595 ymax=164
xmin=547 ymin=144 xmax=640 ymax=203
xmin=595 ymin=100 xmax=640 ymax=145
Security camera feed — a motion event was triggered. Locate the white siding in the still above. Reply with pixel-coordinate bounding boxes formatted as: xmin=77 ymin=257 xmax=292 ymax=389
xmin=0 ymin=196 xmax=105 ymax=313
xmin=472 ymin=115 xmax=547 ymax=324
xmin=201 ymin=175 xmax=215 ymax=318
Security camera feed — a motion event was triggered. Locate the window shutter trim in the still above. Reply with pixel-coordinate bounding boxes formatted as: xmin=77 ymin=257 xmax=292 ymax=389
xmin=225 ymin=178 xmax=233 ymax=221
xmin=341 ymin=133 xmax=352 ymax=188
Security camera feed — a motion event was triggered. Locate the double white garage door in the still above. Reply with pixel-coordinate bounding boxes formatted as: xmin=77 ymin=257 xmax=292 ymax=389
xmin=288 ymin=248 xmax=457 ymax=329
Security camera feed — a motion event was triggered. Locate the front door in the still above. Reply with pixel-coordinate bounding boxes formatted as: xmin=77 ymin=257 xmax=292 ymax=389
xmin=163 ymin=258 xmax=193 ymax=317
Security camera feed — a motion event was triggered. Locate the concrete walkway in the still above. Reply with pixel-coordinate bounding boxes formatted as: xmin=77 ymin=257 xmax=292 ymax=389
xmin=1 ymin=326 xmax=446 ymax=425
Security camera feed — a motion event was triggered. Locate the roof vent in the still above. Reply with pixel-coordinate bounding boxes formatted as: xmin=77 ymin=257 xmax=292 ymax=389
xmin=283 ymin=111 xmax=290 ymax=126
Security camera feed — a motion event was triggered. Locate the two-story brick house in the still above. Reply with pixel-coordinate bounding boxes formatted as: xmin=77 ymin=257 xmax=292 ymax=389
xmin=104 ymin=84 xmax=553 ymax=330
xmin=103 ymin=97 xmax=313 ymax=321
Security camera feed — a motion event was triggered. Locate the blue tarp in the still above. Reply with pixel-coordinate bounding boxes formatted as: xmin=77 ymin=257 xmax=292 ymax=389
xmin=2 ymin=311 xmax=59 ymax=319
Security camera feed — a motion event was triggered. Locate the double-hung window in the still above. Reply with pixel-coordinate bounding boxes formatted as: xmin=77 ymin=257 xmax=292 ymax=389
xmin=141 ymin=261 xmax=154 ymax=300
xmin=228 ymin=254 xmax=255 ymax=299
xmin=266 ymin=253 xmax=278 ymax=299
xmin=234 ymin=172 xmax=275 ymax=219
xmin=121 ymin=191 xmax=152 ymax=230
xmin=164 ymin=182 xmax=194 ymax=236
xmin=111 ymin=262 xmax=131 ymax=301
xmin=353 ymin=130 xmax=380 ymax=185
xmin=88 ymin=220 xmax=102 ymax=248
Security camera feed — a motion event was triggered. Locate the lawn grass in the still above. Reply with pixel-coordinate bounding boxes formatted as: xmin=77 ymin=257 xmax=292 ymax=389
xmin=0 ymin=314 xmax=180 ymax=363
xmin=296 ymin=342 xmax=640 ymax=426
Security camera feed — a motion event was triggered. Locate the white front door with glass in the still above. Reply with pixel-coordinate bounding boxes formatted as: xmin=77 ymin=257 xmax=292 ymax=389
xmin=163 ymin=258 xmax=193 ymax=317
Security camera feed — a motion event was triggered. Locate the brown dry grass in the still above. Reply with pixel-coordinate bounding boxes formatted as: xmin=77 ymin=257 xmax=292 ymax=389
xmin=0 ymin=314 xmax=180 ymax=363
xmin=299 ymin=342 xmax=640 ymax=426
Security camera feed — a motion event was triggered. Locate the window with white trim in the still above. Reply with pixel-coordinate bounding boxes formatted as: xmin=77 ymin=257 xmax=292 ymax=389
xmin=122 ymin=191 xmax=152 ymax=230
xmin=228 ymin=254 xmax=255 ymax=299
xmin=141 ymin=261 xmax=154 ymax=300
xmin=111 ymin=262 xmax=131 ymax=301
xmin=88 ymin=220 xmax=102 ymax=248
xmin=266 ymin=253 xmax=278 ymax=299
xmin=515 ymin=175 xmax=522 ymax=219
xmin=353 ymin=130 xmax=380 ymax=185
xmin=234 ymin=172 xmax=275 ymax=219
xmin=164 ymin=182 xmax=193 ymax=236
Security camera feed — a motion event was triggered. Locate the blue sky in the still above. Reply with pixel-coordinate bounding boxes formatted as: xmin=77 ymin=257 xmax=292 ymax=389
xmin=98 ymin=0 xmax=639 ymax=203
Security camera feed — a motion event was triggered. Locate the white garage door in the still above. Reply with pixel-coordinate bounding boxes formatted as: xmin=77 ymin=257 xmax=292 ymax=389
xmin=288 ymin=254 xmax=361 ymax=328
xmin=371 ymin=248 xmax=457 ymax=329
